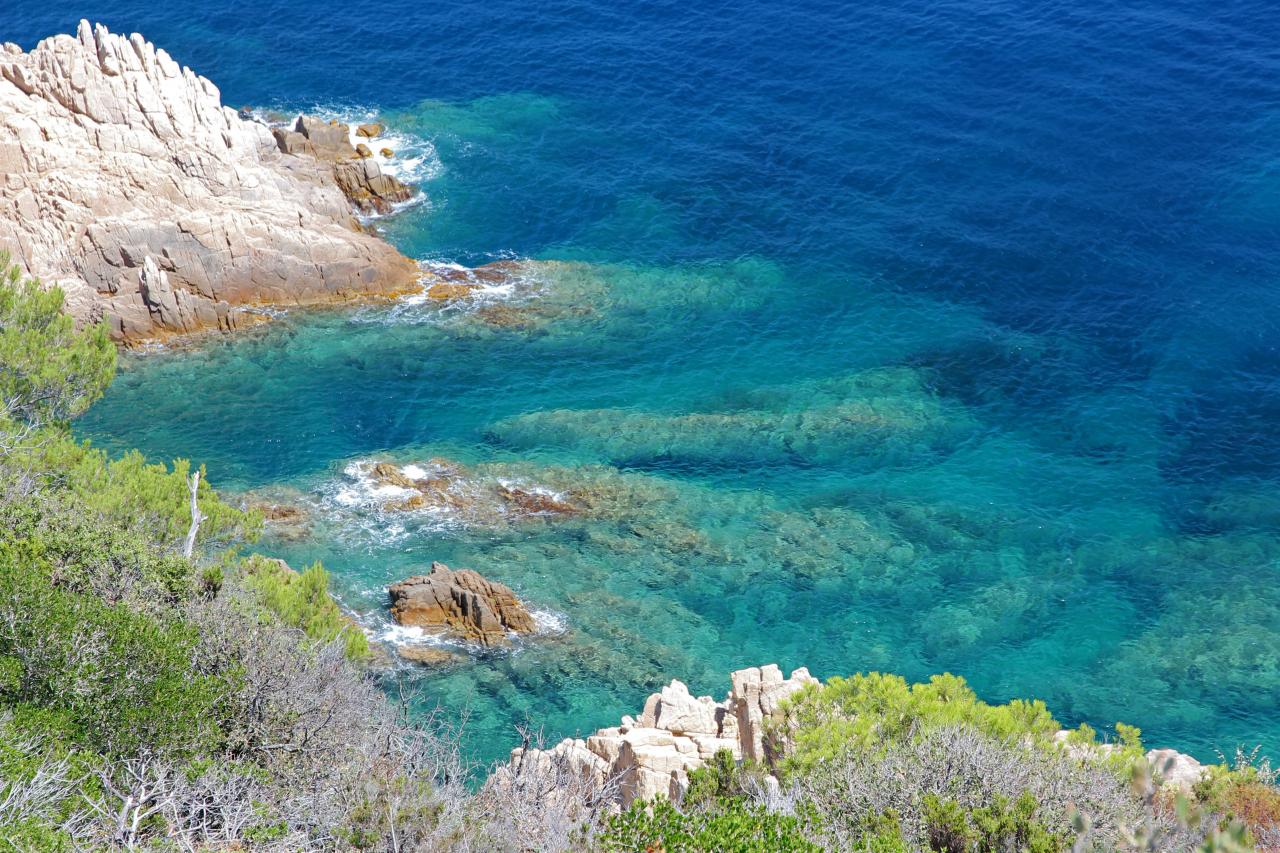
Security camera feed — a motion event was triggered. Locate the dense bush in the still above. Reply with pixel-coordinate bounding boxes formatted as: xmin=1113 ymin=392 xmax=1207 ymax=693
xmin=790 ymin=724 xmax=1151 ymax=851
xmin=600 ymin=798 xmax=822 ymax=852
xmin=0 ymin=251 xmax=114 ymax=444
xmin=775 ymin=672 xmax=1082 ymax=774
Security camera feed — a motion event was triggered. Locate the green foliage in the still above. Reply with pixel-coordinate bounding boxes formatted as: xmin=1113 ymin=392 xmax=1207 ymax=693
xmin=600 ymin=799 xmax=821 ymax=852
xmin=922 ymin=791 xmax=1064 ymax=852
xmin=857 ymin=810 xmax=909 ymax=852
xmin=0 ymin=551 xmax=231 ymax=757
xmin=0 ymin=252 xmax=115 ymax=435
xmin=31 ymin=438 xmax=261 ymax=551
xmin=0 ymin=497 xmax=194 ymax=603
xmin=240 ymin=555 xmax=371 ymax=662
xmin=778 ymin=672 xmax=1063 ymax=774
xmin=683 ymin=749 xmax=767 ymax=810
xmin=0 ymin=818 xmax=72 ymax=852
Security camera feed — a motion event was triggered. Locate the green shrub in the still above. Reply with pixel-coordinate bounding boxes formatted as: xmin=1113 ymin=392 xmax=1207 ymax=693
xmin=34 ymin=440 xmax=262 ymax=551
xmin=0 ymin=552 xmax=232 ymax=757
xmin=776 ymin=672 xmax=1138 ymax=776
xmin=0 ymin=252 xmax=114 ymax=437
xmin=240 ymin=555 xmax=371 ymax=662
xmin=857 ymin=810 xmax=909 ymax=853
xmin=0 ymin=818 xmax=73 ymax=853
xmin=599 ymin=798 xmax=822 ymax=852
xmin=683 ymin=748 xmax=770 ymax=810
xmin=922 ymin=790 xmax=1063 ymax=853
xmin=0 ymin=498 xmax=195 ymax=604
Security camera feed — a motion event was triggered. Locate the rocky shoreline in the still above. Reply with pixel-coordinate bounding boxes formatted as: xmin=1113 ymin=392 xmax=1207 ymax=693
xmin=501 ymin=664 xmax=1211 ymax=813
xmin=0 ymin=21 xmax=421 ymax=343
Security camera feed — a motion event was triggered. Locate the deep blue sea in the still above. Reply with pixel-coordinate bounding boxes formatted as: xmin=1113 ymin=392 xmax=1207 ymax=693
xmin=6 ymin=0 xmax=1280 ymax=767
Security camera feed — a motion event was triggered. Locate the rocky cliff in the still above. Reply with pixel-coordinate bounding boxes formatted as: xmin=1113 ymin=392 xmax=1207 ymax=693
xmin=0 ymin=21 xmax=421 ymax=342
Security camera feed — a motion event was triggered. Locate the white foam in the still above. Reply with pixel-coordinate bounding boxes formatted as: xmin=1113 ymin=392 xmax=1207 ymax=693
xmin=243 ymin=105 xmax=441 ymax=219
xmin=531 ymin=609 xmax=569 ymax=635
xmin=353 ymin=258 xmax=550 ymax=327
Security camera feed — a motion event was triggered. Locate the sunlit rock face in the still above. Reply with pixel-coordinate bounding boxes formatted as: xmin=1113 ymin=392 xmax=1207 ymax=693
xmin=0 ymin=21 xmax=419 ymax=342
xmin=499 ymin=664 xmax=817 ymax=810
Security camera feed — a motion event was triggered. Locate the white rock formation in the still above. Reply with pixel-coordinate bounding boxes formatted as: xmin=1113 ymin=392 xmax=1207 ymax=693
xmin=501 ymin=664 xmax=817 ymax=810
xmin=0 ymin=21 xmax=420 ymax=341
xmin=1146 ymin=747 xmax=1208 ymax=792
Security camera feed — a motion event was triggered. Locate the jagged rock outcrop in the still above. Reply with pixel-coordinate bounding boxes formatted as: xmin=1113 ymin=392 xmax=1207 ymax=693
xmin=388 ymin=562 xmax=536 ymax=647
xmin=501 ymin=664 xmax=817 ymax=810
xmin=0 ymin=21 xmax=420 ymax=342
xmin=272 ymin=115 xmax=414 ymax=214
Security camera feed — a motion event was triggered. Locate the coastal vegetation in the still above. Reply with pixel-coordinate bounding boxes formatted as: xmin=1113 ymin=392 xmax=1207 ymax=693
xmin=0 ymin=266 xmax=1278 ymax=849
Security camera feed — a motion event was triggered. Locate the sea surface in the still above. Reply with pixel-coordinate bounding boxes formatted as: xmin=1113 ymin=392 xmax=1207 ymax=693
xmin=7 ymin=0 xmax=1280 ymax=767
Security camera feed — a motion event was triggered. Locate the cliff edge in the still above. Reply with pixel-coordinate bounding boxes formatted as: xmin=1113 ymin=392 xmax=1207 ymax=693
xmin=0 ymin=21 xmax=420 ymax=342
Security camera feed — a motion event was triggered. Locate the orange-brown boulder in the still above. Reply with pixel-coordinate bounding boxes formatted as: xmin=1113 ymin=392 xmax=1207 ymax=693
xmin=388 ymin=562 xmax=535 ymax=646
xmin=371 ymin=462 xmax=418 ymax=489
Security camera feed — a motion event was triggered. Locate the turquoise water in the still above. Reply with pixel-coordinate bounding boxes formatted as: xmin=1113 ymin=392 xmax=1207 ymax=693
xmin=11 ymin=0 xmax=1277 ymax=766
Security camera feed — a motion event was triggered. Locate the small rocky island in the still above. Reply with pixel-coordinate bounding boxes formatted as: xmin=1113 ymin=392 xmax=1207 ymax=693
xmin=389 ymin=562 xmax=537 ymax=647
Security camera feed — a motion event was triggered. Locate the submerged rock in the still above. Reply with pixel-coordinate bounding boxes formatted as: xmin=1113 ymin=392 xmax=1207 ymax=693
xmin=395 ymin=645 xmax=462 ymax=667
xmin=420 ymin=261 xmax=532 ymax=303
xmin=426 ymin=282 xmax=480 ymax=301
xmin=388 ymin=562 xmax=535 ymax=647
xmin=0 ymin=22 xmax=420 ymax=342
xmin=350 ymin=458 xmax=582 ymax=525
xmin=250 ymin=501 xmax=311 ymax=541
xmin=496 ymin=484 xmax=581 ymax=516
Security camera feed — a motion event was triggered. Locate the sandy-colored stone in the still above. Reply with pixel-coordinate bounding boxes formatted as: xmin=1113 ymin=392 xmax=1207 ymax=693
xmin=388 ymin=562 xmax=535 ymax=647
xmin=731 ymin=664 xmax=817 ymax=762
xmin=0 ymin=22 xmax=420 ymax=343
xmin=355 ymin=122 xmax=383 ymax=138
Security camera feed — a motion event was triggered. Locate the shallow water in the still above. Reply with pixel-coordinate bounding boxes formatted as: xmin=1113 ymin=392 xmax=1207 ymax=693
xmin=8 ymin=0 xmax=1280 ymax=765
